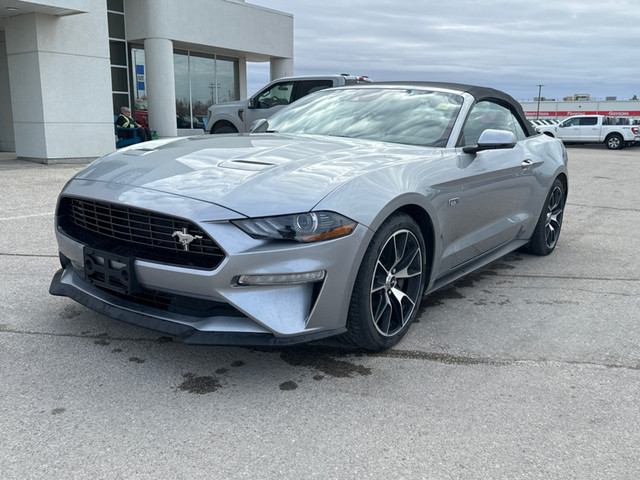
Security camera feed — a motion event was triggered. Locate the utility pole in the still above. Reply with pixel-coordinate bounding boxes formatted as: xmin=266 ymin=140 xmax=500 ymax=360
xmin=536 ymin=84 xmax=544 ymax=119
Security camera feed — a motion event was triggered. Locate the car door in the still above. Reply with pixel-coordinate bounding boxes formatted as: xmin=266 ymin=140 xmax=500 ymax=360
xmin=244 ymin=81 xmax=295 ymax=128
xmin=555 ymin=117 xmax=581 ymax=141
xmin=449 ymin=100 xmax=538 ymax=267
xmin=577 ymin=116 xmax=600 ymax=141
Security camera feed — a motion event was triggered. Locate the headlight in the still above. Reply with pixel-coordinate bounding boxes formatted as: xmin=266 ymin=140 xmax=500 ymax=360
xmin=232 ymin=212 xmax=357 ymax=243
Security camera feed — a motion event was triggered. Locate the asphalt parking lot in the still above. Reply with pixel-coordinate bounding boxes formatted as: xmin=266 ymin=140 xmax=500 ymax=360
xmin=1 ymin=145 xmax=639 ymax=479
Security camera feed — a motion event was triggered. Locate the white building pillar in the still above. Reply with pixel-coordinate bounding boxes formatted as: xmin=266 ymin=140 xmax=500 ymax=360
xmin=238 ymin=57 xmax=247 ymax=100
xmin=270 ymin=57 xmax=294 ymax=80
xmin=4 ymin=7 xmax=114 ymax=163
xmin=0 ymin=32 xmax=15 ymax=152
xmin=145 ymin=38 xmax=177 ymax=137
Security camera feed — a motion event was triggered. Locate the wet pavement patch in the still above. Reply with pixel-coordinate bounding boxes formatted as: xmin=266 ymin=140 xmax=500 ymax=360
xmin=178 ymin=373 xmax=221 ymax=394
xmin=280 ymin=347 xmax=372 ymax=378
xmin=421 ymin=253 xmax=523 ymax=309
xmin=279 ymin=380 xmax=298 ymax=391
xmin=59 ymin=304 xmax=83 ymax=319
xmin=423 ymin=286 xmax=466 ymax=307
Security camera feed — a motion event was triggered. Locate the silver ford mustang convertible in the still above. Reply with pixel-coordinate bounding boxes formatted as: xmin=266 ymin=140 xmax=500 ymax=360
xmin=50 ymin=82 xmax=568 ymax=351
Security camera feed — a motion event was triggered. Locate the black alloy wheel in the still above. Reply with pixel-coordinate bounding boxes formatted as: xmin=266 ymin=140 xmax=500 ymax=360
xmin=345 ymin=213 xmax=426 ymax=351
xmin=525 ymin=178 xmax=566 ymax=256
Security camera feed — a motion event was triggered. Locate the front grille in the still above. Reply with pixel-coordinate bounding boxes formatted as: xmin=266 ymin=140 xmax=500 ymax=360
xmin=58 ymin=197 xmax=225 ymax=269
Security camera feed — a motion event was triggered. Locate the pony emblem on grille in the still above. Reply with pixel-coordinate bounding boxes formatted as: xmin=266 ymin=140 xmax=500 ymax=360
xmin=172 ymin=228 xmax=203 ymax=251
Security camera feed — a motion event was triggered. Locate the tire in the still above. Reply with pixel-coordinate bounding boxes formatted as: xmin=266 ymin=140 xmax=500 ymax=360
xmin=211 ymin=123 xmax=238 ymax=134
xmin=525 ymin=178 xmax=565 ymax=256
xmin=345 ymin=213 xmax=426 ymax=351
xmin=605 ymin=133 xmax=624 ymax=150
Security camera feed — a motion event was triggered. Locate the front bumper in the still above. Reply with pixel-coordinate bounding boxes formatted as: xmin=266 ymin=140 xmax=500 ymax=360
xmin=50 ymin=200 xmax=372 ymax=346
xmin=49 ymin=267 xmax=346 ymax=345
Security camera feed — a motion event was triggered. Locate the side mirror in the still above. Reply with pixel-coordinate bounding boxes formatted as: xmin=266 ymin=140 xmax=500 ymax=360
xmin=250 ymin=118 xmax=269 ymax=133
xmin=463 ymin=129 xmax=517 ymax=154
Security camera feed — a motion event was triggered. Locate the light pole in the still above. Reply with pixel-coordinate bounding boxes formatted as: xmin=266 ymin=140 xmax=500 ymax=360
xmin=536 ymin=84 xmax=544 ymax=119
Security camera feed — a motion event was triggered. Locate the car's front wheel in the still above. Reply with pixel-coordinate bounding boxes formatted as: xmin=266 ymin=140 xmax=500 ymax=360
xmin=345 ymin=213 xmax=426 ymax=351
xmin=211 ymin=123 xmax=238 ymax=134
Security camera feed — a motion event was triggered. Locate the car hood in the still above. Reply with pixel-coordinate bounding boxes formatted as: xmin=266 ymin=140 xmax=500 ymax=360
xmin=73 ymin=134 xmax=439 ymax=217
xmin=208 ymin=100 xmax=245 ymax=111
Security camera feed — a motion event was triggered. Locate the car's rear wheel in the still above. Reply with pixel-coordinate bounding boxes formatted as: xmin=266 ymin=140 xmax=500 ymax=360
xmin=525 ymin=178 xmax=565 ymax=256
xmin=345 ymin=213 xmax=425 ymax=351
xmin=605 ymin=133 xmax=624 ymax=150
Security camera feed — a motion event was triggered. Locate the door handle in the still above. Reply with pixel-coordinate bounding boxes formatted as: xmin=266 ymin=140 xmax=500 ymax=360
xmin=521 ymin=159 xmax=534 ymax=169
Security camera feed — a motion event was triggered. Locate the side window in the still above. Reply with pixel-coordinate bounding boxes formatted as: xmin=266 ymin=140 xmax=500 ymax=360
xmin=294 ymin=80 xmax=334 ymax=101
xmin=255 ymin=82 xmax=294 ymax=109
xmin=561 ymin=117 xmax=580 ymax=127
xmin=579 ymin=117 xmax=598 ymax=126
xmin=462 ymin=101 xmax=526 ymax=145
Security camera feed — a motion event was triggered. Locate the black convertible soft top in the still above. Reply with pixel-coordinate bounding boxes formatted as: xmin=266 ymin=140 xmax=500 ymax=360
xmin=373 ymin=81 xmax=536 ymax=137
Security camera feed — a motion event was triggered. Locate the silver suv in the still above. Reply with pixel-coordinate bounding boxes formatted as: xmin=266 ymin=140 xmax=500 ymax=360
xmin=206 ymin=74 xmax=371 ymax=134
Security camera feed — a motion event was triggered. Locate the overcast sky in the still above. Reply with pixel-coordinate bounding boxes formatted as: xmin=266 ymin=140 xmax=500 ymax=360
xmin=247 ymin=0 xmax=640 ymax=102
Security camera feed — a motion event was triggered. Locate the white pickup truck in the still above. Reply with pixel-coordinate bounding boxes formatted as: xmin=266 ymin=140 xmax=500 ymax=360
xmin=205 ymin=74 xmax=372 ymax=134
xmin=536 ymin=115 xmax=639 ymax=149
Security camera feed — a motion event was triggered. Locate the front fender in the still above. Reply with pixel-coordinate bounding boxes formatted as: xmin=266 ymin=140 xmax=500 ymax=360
xmin=315 ymin=173 xmax=444 ymax=272
xmin=208 ymin=113 xmax=243 ymax=133
xmin=314 ymin=156 xmax=449 ymax=234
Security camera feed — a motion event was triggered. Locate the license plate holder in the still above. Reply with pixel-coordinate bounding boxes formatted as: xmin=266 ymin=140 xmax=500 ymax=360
xmin=83 ymin=248 xmax=138 ymax=295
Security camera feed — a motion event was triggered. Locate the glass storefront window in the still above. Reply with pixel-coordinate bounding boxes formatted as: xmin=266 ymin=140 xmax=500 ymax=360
xmin=188 ymin=55 xmax=216 ymax=128
xmin=111 ymin=67 xmax=128 ymax=93
xmin=174 ymin=51 xmax=239 ymax=129
xmin=129 ymin=48 xmax=239 ymax=129
xmin=108 ymin=8 xmax=128 ymax=117
xmin=216 ymin=57 xmax=239 ymax=104
xmin=107 ymin=0 xmax=124 ymax=12
xmin=130 ymin=48 xmax=147 ymax=125
xmin=107 ymin=12 xmax=125 ymax=38
xmin=110 ymin=41 xmax=127 ymax=67
xmin=174 ymin=52 xmax=191 ymax=127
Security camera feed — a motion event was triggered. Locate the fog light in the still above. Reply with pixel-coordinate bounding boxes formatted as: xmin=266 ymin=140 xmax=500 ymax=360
xmin=237 ymin=270 xmax=325 ymax=286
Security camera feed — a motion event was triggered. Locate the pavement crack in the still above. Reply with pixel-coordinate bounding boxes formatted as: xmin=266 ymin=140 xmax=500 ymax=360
xmin=0 ymin=325 xmax=168 ymax=344
xmin=377 ymin=349 xmax=507 ymax=366
xmin=379 ymin=348 xmax=640 ymax=371
xmin=489 ymin=272 xmax=640 ymax=283
xmin=2 ymin=325 xmax=638 ymax=372
xmin=567 ymin=202 xmax=640 ymax=213
xmin=0 ymin=252 xmax=58 ymax=258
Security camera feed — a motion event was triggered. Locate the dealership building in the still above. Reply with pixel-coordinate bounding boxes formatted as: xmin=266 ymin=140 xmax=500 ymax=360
xmin=521 ymin=98 xmax=640 ymax=122
xmin=0 ymin=0 xmax=293 ymax=164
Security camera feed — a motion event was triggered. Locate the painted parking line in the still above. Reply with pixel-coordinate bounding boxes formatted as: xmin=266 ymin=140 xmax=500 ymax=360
xmin=0 ymin=212 xmax=54 ymax=221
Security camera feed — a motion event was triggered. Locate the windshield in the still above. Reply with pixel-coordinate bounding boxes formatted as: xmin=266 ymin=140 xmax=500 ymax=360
xmin=255 ymin=87 xmax=464 ymax=147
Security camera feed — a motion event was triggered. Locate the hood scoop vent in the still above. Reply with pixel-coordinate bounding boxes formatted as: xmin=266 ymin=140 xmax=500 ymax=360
xmin=218 ymin=159 xmax=277 ymax=171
